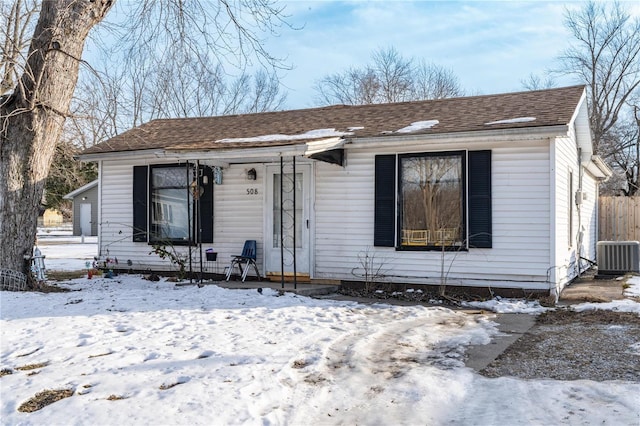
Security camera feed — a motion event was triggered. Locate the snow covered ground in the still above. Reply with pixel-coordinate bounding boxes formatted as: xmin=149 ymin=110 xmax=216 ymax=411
xmin=35 ymin=227 xmax=98 ymax=272
xmin=1 ymin=239 xmax=639 ymax=425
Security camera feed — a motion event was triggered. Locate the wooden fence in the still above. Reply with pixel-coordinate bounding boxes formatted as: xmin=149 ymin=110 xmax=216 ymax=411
xmin=599 ymin=196 xmax=640 ymax=241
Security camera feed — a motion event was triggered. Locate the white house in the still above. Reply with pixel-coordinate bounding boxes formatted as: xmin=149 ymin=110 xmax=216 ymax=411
xmin=79 ymin=85 xmax=611 ymax=297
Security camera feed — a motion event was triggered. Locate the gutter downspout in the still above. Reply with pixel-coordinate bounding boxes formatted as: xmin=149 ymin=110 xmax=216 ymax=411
xmin=98 ymin=160 xmax=103 ymax=257
xmin=576 ymin=148 xmax=584 ymax=278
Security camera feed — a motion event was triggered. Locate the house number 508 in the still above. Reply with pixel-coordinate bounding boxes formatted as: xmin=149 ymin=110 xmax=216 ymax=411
xmin=247 ymin=188 xmax=259 ymax=195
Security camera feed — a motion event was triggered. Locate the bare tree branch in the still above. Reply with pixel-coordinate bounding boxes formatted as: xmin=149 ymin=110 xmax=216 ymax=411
xmin=314 ymin=46 xmax=463 ymax=105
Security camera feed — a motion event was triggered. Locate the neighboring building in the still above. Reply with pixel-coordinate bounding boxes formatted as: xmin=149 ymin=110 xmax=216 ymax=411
xmin=40 ymin=208 xmax=64 ymax=227
xmin=79 ymin=86 xmax=611 ymax=297
xmin=63 ymin=180 xmax=98 ymax=236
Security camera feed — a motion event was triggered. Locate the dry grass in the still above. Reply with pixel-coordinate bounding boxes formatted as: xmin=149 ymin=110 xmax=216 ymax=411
xmin=47 ymin=271 xmax=86 ymax=281
xmin=292 ymin=360 xmax=308 ymax=369
xmin=482 ymin=309 xmax=640 ymax=381
xmin=16 ymin=362 xmax=48 ymax=371
xmin=159 ymin=382 xmax=182 ymax=390
xmin=17 ymin=389 xmax=74 ymax=413
xmin=88 ymin=351 xmax=113 ymax=359
xmin=106 ymin=394 xmax=127 ymax=401
xmin=0 ymin=368 xmax=13 ymax=377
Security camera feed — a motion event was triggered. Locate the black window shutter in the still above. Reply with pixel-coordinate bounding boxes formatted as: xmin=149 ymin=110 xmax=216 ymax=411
xmin=199 ymin=166 xmax=214 ymax=243
xmin=374 ymin=155 xmax=396 ymax=247
xmin=132 ymin=166 xmax=148 ymax=242
xmin=468 ymin=150 xmax=492 ymax=248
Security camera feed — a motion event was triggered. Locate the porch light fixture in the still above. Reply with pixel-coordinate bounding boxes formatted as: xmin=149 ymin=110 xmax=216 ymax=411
xmin=247 ymin=168 xmax=257 ymax=181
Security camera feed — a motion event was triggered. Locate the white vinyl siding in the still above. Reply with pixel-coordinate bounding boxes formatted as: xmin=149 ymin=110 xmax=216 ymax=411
xmin=97 ymin=131 xmax=597 ymax=291
xmin=211 ymin=164 xmax=265 ymax=275
xmin=99 ymin=160 xmax=264 ymax=275
xmin=580 ymin=172 xmax=599 ymax=264
xmin=553 ymin=136 xmax=580 ymax=289
xmin=313 ymin=140 xmax=552 ymax=289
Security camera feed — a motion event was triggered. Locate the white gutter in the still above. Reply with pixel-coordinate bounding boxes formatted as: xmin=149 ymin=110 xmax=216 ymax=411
xmin=346 ymin=125 xmax=570 ymax=148
xmin=165 ymin=144 xmax=308 ymax=161
xmin=583 ymin=154 xmax=613 ymax=180
xmin=80 ymin=138 xmax=344 ymax=164
xmin=79 ymin=149 xmax=166 ymax=162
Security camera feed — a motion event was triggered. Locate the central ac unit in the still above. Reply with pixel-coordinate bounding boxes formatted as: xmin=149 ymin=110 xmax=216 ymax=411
xmin=596 ymin=241 xmax=640 ymax=274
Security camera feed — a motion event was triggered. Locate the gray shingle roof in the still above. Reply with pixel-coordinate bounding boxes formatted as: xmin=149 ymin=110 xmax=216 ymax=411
xmin=81 ymin=85 xmax=585 ymax=155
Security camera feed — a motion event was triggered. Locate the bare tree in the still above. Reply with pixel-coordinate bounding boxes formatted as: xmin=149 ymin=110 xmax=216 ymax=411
xmin=414 ymin=60 xmax=463 ymax=100
xmin=0 ymin=0 xmax=291 ymax=278
xmin=372 ymin=47 xmax=413 ymax=103
xmin=559 ymin=1 xmax=640 ymax=154
xmin=600 ymin=109 xmax=640 ymax=196
xmin=521 ymin=73 xmax=557 ymax=91
xmin=314 ymin=47 xmax=463 ymax=105
xmin=1 ymin=0 xmax=114 ymax=278
xmin=0 ymin=0 xmax=38 ymax=95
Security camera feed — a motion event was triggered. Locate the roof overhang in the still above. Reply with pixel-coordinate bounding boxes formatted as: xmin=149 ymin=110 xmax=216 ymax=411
xmin=63 ymin=180 xmax=98 ymax=199
xmin=583 ymin=154 xmax=613 ymax=180
xmin=347 ymin=125 xmax=570 ymax=149
xmin=571 ymin=89 xmax=595 ymax=159
xmin=79 ymin=125 xmax=571 ymax=165
xmin=303 ymin=137 xmax=345 ymax=166
xmin=80 ymin=138 xmax=348 ymax=166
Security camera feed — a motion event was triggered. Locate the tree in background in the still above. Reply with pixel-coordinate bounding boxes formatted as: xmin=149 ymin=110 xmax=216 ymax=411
xmin=560 ymin=1 xmax=639 ymax=155
xmin=599 ymin=109 xmax=639 ymax=196
xmin=44 ymin=139 xmax=97 ymax=218
xmin=0 ymin=0 xmax=291 ymax=278
xmin=559 ymin=1 xmax=639 ymax=195
xmin=524 ymin=1 xmax=639 ymax=196
xmin=520 ymin=73 xmax=557 ymax=91
xmin=0 ymin=0 xmax=38 ymax=96
xmin=314 ymin=47 xmax=463 ymax=105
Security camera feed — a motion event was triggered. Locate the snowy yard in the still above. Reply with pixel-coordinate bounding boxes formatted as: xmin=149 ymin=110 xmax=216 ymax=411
xmin=1 ymin=237 xmax=639 ymax=425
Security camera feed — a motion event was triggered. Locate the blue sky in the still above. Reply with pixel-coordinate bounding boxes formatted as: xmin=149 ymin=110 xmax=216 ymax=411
xmin=263 ymin=1 xmax=638 ymax=109
xmin=90 ymin=1 xmax=639 ymax=112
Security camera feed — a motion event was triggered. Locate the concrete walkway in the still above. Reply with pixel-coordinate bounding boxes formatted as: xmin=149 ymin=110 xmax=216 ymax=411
xmin=465 ymin=273 xmax=631 ymax=371
xmin=464 ymin=313 xmax=537 ymax=371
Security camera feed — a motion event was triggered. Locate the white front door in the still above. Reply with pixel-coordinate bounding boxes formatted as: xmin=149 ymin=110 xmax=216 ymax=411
xmin=80 ymin=203 xmax=92 ymax=236
xmin=265 ymin=164 xmax=311 ymax=277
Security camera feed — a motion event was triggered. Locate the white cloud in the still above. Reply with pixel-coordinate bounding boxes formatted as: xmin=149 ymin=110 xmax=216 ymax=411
xmin=272 ymin=1 xmax=578 ymax=108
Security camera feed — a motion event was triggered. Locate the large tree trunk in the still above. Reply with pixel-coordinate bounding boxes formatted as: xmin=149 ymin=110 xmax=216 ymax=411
xmin=0 ymin=0 xmax=112 ymax=275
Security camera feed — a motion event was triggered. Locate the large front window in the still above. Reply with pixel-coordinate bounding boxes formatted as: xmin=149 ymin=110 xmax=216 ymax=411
xmin=399 ymin=152 xmax=465 ymax=248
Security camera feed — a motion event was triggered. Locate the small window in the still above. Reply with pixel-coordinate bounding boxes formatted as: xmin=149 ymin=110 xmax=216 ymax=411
xmin=399 ymin=152 xmax=465 ymax=249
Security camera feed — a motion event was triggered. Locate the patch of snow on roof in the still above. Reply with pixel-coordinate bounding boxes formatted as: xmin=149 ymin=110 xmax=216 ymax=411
xmin=396 ymin=120 xmax=439 ymax=133
xmin=348 ymin=126 xmax=365 ymax=131
xmin=217 ymin=128 xmax=352 ymax=143
xmin=485 ymin=117 xmax=536 ymax=125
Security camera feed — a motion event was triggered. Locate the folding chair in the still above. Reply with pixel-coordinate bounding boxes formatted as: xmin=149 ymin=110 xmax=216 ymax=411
xmin=225 ymin=240 xmax=261 ymax=282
